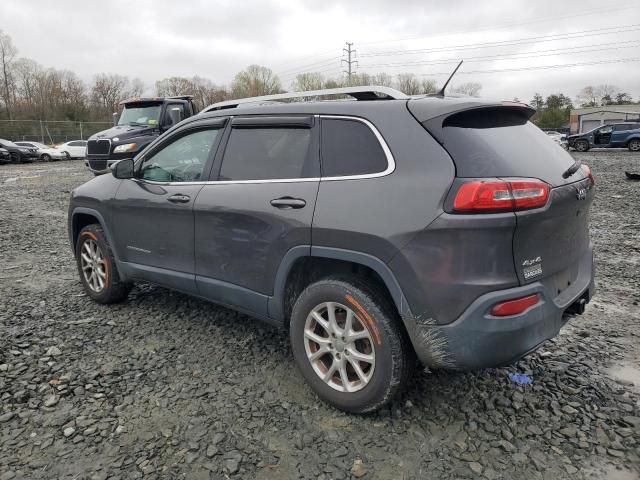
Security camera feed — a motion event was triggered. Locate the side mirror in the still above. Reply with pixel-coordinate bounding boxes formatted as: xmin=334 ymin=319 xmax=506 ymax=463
xmin=112 ymin=112 xmax=119 ymax=126
xmin=111 ymin=158 xmax=134 ymax=179
xmin=168 ymin=107 xmax=183 ymax=126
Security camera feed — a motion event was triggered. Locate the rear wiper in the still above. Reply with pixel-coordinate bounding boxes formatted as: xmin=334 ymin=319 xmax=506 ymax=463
xmin=562 ymin=159 xmax=582 ymax=179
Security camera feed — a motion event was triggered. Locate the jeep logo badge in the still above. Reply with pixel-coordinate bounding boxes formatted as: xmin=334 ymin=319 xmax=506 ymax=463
xmin=576 ymin=188 xmax=587 ymax=200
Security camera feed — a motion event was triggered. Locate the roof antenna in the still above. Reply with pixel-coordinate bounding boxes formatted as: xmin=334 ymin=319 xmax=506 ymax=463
xmin=435 ymin=60 xmax=463 ymax=97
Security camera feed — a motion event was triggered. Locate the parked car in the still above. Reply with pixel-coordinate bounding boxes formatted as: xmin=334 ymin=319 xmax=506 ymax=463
xmin=0 ymin=147 xmax=11 ymax=164
xmin=567 ymin=122 xmax=640 ymax=152
xmin=0 ymin=138 xmax=36 ymax=163
xmin=15 ymin=141 xmax=67 ymax=161
xmin=545 ymin=130 xmax=568 ymax=149
xmin=68 ymin=87 xmax=595 ymax=413
xmin=57 ymin=140 xmax=87 ymax=159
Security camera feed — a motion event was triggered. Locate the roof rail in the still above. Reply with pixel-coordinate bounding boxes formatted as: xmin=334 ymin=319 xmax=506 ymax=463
xmin=202 ymin=86 xmax=408 ymax=113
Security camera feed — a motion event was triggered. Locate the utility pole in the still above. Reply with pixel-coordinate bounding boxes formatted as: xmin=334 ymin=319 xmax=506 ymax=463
xmin=342 ymin=42 xmax=357 ymax=85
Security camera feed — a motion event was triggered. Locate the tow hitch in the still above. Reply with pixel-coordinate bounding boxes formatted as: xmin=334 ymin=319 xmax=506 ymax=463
xmin=565 ymin=297 xmax=586 ymax=316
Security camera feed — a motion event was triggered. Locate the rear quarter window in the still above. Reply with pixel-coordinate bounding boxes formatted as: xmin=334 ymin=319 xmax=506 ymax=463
xmin=320 ymin=118 xmax=388 ymax=177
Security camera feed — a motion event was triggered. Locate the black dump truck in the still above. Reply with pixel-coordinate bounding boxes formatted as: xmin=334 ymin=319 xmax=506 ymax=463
xmin=85 ymin=96 xmax=198 ymax=175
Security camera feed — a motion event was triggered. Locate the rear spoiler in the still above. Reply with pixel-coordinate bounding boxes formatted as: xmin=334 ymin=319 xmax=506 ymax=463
xmin=408 ymin=98 xmax=535 ymax=144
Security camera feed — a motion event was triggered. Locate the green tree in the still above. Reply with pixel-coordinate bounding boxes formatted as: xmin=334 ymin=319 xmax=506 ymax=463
xmin=536 ymin=108 xmax=568 ymax=129
xmin=231 ymin=65 xmax=281 ymax=99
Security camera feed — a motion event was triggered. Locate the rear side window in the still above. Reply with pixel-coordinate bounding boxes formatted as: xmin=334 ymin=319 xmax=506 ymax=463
xmin=437 ymin=108 xmax=574 ymax=186
xmin=321 ymin=118 xmax=388 ymax=177
xmin=219 ymin=128 xmax=316 ymax=180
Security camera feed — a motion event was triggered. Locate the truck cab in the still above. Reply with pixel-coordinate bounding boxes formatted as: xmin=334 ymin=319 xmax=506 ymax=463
xmin=85 ymin=96 xmax=197 ymax=175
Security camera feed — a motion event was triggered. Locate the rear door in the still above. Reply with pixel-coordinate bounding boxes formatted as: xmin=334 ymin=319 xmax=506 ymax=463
xmin=193 ymin=115 xmax=320 ymax=313
xmin=426 ymin=106 xmax=594 ymax=291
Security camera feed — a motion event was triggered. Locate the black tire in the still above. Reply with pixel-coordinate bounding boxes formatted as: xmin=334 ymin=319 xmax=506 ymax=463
xmin=628 ymin=139 xmax=640 ymax=152
xmin=75 ymin=224 xmax=132 ymax=304
xmin=63 ymin=151 xmax=70 ymax=159
xmin=9 ymin=152 xmax=20 ymax=163
xmin=290 ymin=276 xmax=413 ymax=413
xmin=574 ymin=140 xmax=589 ymax=152
xmin=41 ymin=153 xmax=51 ymax=162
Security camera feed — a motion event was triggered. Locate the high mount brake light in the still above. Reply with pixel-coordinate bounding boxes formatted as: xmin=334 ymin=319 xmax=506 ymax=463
xmin=453 ymin=179 xmax=550 ymax=213
xmin=581 ymin=164 xmax=595 ymax=185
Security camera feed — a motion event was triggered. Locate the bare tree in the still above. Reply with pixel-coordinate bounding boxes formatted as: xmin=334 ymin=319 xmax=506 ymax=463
xmin=396 ymin=73 xmax=421 ymax=95
xmin=90 ymin=74 xmax=135 ymax=118
xmin=191 ymin=76 xmax=228 ymax=109
xmin=577 ymin=86 xmax=598 ymax=107
xmin=291 ymin=72 xmax=324 ymax=92
xmin=0 ymin=30 xmax=17 ymax=119
xmin=231 ymin=65 xmax=281 ymax=99
xmin=155 ymin=77 xmax=196 ymax=97
xmin=421 ymin=79 xmax=438 ymax=94
xmin=451 ymin=82 xmax=482 ymax=97
xmin=372 ymin=73 xmax=393 ymax=87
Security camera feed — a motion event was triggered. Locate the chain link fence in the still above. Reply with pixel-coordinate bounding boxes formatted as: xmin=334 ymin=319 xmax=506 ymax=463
xmin=0 ymin=120 xmax=112 ymax=145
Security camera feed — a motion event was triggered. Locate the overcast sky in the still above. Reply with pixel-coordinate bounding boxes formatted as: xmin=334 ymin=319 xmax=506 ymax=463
xmin=1 ymin=0 xmax=639 ymax=102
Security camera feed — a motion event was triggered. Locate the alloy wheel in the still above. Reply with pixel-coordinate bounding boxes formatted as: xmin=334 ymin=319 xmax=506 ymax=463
xmin=303 ymin=302 xmax=376 ymax=393
xmin=80 ymin=239 xmax=107 ymax=292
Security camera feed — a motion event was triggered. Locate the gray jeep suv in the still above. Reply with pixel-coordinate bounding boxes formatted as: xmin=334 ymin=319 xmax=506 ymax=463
xmin=68 ymin=86 xmax=595 ymax=413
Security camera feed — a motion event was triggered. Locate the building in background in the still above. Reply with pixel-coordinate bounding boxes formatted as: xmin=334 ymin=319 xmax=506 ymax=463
xmin=570 ymin=105 xmax=640 ymax=134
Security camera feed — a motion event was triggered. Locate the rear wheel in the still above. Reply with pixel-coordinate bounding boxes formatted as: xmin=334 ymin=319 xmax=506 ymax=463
xmin=9 ymin=152 xmax=19 ymax=163
xmin=574 ymin=140 xmax=589 ymax=152
xmin=75 ymin=224 xmax=132 ymax=304
xmin=290 ymin=276 xmax=412 ymax=413
xmin=629 ymin=139 xmax=640 ymax=152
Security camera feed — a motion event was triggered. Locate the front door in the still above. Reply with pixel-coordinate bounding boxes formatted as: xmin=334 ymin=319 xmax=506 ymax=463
xmin=594 ymin=125 xmax=613 ymax=145
xmin=194 ymin=116 xmax=320 ymax=315
xmin=112 ymin=123 xmax=224 ymax=292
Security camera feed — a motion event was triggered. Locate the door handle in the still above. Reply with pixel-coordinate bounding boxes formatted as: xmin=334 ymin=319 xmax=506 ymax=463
xmin=270 ymin=197 xmax=306 ymax=209
xmin=167 ymin=194 xmax=191 ymax=203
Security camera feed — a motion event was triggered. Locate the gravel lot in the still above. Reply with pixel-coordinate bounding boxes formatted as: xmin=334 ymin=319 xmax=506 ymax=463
xmin=1 ymin=152 xmax=639 ymax=480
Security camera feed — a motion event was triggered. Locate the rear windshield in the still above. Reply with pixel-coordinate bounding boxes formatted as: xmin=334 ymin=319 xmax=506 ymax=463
xmin=436 ymin=108 xmax=575 ymax=186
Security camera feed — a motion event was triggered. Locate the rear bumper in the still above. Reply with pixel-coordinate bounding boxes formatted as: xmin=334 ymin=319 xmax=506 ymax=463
xmin=412 ymin=246 xmax=595 ymax=369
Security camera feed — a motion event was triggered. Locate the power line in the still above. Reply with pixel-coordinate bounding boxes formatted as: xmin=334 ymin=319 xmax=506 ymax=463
xmin=358 ymin=24 xmax=640 ymax=58
xmin=359 ymin=40 xmax=640 ymax=69
xmin=359 ymin=57 xmax=640 ymax=76
xmin=276 ymin=56 xmax=343 ymax=76
xmin=270 ymin=3 xmax=640 ymax=75
xmin=357 ymin=3 xmax=640 ymax=47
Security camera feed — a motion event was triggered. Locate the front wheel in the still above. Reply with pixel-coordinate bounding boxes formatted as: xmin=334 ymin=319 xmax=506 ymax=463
xmin=290 ymin=276 xmax=413 ymax=413
xmin=41 ymin=153 xmax=51 ymax=162
xmin=75 ymin=224 xmax=132 ymax=303
xmin=574 ymin=140 xmax=590 ymax=152
xmin=63 ymin=151 xmax=70 ymax=159
xmin=629 ymin=139 xmax=640 ymax=152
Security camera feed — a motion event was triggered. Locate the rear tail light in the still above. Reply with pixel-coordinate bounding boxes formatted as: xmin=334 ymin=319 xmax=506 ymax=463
xmin=490 ymin=293 xmax=540 ymax=316
xmin=452 ymin=178 xmax=549 ymax=213
xmin=581 ymin=164 xmax=595 ymax=185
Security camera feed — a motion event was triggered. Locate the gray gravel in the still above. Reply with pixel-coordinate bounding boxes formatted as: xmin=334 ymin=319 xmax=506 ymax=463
xmin=1 ymin=152 xmax=639 ymax=480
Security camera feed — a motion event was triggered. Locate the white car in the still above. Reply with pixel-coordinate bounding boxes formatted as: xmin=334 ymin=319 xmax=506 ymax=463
xmin=56 ymin=140 xmax=87 ymax=159
xmin=546 ymin=131 xmax=568 ymax=149
xmin=15 ymin=141 xmax=67 ymax=161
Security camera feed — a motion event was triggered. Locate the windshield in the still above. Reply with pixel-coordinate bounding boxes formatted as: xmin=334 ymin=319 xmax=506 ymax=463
xmin=118 ymin=103 xmax=162 ymax=126
xmin=0 ymin=138 xmax=18 ymax=147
